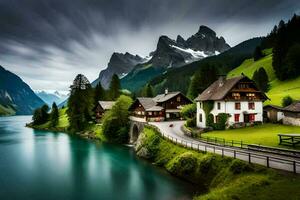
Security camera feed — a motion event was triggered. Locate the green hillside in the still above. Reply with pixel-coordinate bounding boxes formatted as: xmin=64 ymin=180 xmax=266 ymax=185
xmin=0 ymin=104 xmax=15 ymax=116
xmin=228 ymin=50 xmax=300 ymax=106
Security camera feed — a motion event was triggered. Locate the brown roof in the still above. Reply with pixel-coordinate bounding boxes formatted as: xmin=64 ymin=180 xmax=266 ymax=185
xmin=195 ymin=76 xmax=244 ymax=101
xmin=98 ymin=101 xmax=115 ymax=110
xmin=135 ymin=97 xmax=157 ymax=110
xmin=153 ymin=92 xmax=181 ymax=103
xmin=264 ymin=104 xmax=284 ymax=111
xmin=284 ymin=101 xmax=300 ymax=112
xmin=195 ymin=75 xmax=268 ymax=101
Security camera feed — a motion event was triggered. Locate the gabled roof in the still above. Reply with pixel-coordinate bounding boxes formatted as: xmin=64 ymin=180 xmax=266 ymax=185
xmin=195 ymin=75 xmax=268 ymax=101
xmin=264 ymin=104 xmax=284 ymax=111
xmin=98 ymin=101 xmax=115 ymax=110
xmin=153 ymin=92 xmax=181 ymax=103
xmin=284 ymin=101 xmax=300 ymax=113
xmin=132 ymin=97 xmax=157 ymax=110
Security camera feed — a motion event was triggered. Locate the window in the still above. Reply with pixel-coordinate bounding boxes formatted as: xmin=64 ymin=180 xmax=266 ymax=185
xmin=217 ymin=102 xmax=221 ymax=110
xmin=248 ymin=102 xmax=255 ymax=110
xmin=249 ymin=114 xmax=255 ymax=122
xmin=148 ymin=112 xmax=152 ymax=116
xmin=234 ymin=114 xmax=240 ymax=122
xmin=246 ymin=93 xmax=255 ymax=100
xmin=159 ymin=111 xmax=162 ymax=115
xmin=238 ymin=83 xmax=249 ymax=89
xmin=154 ymin=112 xmax=157 ymax=115
xmin=199 ymin=102 xmax=202 ymax=108
xmin=235 ymin=102 xmax=241 ymax=110
xmin=232 ymin=93 xmax=240 ymax=100
xmin=141 ymin=111 xmax=145 ymax=115
xmin=177 ymin=96 xmax=181 ymax=102
xmin=199 ymin=114 xmax=202 ymax=122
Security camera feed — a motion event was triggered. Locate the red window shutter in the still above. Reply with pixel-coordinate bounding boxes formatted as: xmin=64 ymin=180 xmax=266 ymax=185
xmin=234 ymin=114 xmax=240 ymax=122
xmin=249 ymin=114 xmax=255 ymax=122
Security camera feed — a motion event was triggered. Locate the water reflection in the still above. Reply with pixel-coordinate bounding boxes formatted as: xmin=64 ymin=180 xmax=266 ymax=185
xmin=0 ymin=116 xmax=196 ymax=200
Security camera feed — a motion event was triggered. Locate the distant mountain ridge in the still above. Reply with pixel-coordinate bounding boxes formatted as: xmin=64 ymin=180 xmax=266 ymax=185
xmin=0 ymin=65 xmax=45 ymax=115
xmin=92 ymin=52 xmax=147 ymax=88
xmin=120 ymin=25 xmax=230 ymax=91
xmin=35 ymin=90 xmax=68 ymax=106
xmin=92 ymin=25 xmax=230 ymax=91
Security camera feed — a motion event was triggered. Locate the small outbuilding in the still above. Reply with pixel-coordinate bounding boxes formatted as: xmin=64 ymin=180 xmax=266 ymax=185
xmin=263 ymin=105 xmax=284 ymax=123
xmin=282 ymin=101 xmax=300 ymax=126
xmin=95 ymin=101 xmax=115 ymax=120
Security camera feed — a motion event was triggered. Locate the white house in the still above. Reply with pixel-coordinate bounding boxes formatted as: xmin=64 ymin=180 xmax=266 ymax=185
xmin=195 ymin=75 xmax=269 ymax=128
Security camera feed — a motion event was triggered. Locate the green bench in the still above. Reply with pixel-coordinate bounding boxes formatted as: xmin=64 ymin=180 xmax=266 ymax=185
xmin=278 ymin=134 xmax=300 ymax=147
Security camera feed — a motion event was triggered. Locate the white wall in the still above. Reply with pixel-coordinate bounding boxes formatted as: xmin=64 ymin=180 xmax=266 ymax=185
xmin=196 ymin=100 xmax=264 ymax=128
xmin=283 ymin=116 xmax=300 ymax=126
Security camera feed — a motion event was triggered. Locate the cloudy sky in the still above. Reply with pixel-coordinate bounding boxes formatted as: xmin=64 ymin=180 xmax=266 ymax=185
xmin=0 ymin=0 xmax=299 ymax=93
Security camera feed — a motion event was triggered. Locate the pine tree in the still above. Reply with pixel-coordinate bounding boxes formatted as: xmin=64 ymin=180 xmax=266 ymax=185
xmin=187 ymin=64 xmax=217 ymax=99
xmin=94 ymin=82 xmax=106 ymax=103
xmin=67 ymin=74 xmax=94 ymax=131
xmin=32 ymin=104 xmax=49 ymax=125
xmin=142 ymin=84 xmax=154 ymax=97
xmin=108 ymin=74 xmax=121 ymax=100
xmin=253 ymin=46 xmax=264 ymax=61
xmin=50 ymin=102 xmax=59 ymax=127
xmin=252 ymin=67 xmax=269 ymax=92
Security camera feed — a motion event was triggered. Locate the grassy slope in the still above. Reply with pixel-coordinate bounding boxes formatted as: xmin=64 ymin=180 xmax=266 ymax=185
xmin=201 ymin=124 xmax=300 ymax=149
xmin=138 ymin=127 xmax=300 ymax=200
xmin=31 ymin=108 xmax=106 ymax=141
xmin=0 ymin=104 xmax=15 ymax=116
xmin=228 ymin=49 xmax=300 ymax=106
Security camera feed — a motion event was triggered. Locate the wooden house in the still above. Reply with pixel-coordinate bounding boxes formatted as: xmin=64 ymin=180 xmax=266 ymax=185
xmin=195 ymin=75 xmax=269 ymax=128
xmin=95 ymin=101 xmax=115 ymax=119
xmin=282 ymin=101 xmax=300 ymax=126
xmin=129 ymin=90 xmax=192 ymax=122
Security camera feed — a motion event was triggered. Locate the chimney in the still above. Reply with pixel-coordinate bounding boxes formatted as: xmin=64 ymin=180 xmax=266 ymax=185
xmin=218 ymin=75 xmax=226 ymax=87
xmin=165 ymin=88 xmax=169 ymax=95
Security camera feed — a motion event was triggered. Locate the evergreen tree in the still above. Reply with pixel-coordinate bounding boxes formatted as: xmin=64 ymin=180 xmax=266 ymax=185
xmin=108 ymin=74 xmax=121 ymax=100
xmin=67 ymin=74 xmax=94 ymax=131
xmin=94 ymin=82 xmax=106 ymax=103
xmin=142 ymin=84 xmax=154 ymax=97
xmin=253 ymin=46 xmax=264 ymax=61
xmin=32 ymin=104 xmax=49 ymax=125
xmin=187 ymin=64 xmax=217 ymax=99
xmin=252 ymin=67 xmax=269 ymax=92
xmin=50 ymin=102 xmax=59 ymax=127
xmin=286 ymin=44 xmax=300 ymax=78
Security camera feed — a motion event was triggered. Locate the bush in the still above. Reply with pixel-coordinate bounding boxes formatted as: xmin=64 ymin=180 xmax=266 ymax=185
xmin=213 ymin=113 xmax=228 ymax=130
xmin=185 ymin=117 xmax=196 ymax=128
xmin=282 ymin=95 xmax=294 ymax=107
xmin=167 ymin=152 xmax=198 ymax=179
xmin=102 ymin=95 xmax=132 ymax=143
xmin=230 ymin=159 xmax=254 ymax=174
xmin=180 ymin=104 xmax=196 ymax=119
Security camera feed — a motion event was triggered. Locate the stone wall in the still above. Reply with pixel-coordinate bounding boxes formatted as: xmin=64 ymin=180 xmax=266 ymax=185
xmin=283 ymin=116 xmax=300 ymax=126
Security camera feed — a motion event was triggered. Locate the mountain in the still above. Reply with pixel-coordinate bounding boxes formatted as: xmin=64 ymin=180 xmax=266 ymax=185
xmin=0 ymin=65 xmax=45 ymax=115
xmin=120 ymin=25 xmax=230 ymax=91
xmin=35 ymin=90 xmax=68 ymax=106
xmin=148 ymin=37 xmax=263 ymax=95
xmin=92 ymin=52 xmax=147 ymax=88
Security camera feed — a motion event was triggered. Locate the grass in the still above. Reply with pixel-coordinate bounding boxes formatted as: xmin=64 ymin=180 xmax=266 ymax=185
xmin=0 ymin=104 xmax=15 ymax=116
xmin=30 ymin=107 xmax=106 ymax=141
xmin=228 ymin=51 xmax=300 ymax=106
xmin=201 ymin=124 xmax=300 ymax=149
xmin=138 ymin=127 xmax=300 ymax=200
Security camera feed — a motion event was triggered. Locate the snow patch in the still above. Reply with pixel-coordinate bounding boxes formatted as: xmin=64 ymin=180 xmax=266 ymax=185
xmin=170 ymin=45 xmax=209 ymax=59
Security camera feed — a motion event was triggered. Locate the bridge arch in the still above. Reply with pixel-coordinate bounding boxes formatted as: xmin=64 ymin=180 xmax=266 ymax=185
xmin=129 ymin=121 xmax=145 ymax=144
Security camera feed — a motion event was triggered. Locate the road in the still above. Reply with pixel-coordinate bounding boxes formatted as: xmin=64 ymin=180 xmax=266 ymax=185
xmin=149 ymin=121 xmax=300 ymax=173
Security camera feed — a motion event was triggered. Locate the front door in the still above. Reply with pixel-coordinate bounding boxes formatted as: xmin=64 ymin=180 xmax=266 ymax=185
xmin=244 ymin=114 xmax=250 ymax=123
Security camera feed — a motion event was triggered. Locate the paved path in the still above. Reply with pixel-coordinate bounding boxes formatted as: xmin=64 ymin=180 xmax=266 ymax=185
xmin=149 ymin=121 xmax=300 ymax=173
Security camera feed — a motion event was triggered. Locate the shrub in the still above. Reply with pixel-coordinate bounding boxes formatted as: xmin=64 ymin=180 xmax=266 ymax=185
xmin=230 ymin=159 xmax=254 ymax=174
xmin=213 ymin=113 xmax=228 ymax=130
xmin=186 ymin=117 xmax=196 ymax=128
xmin=180 ymin=103 xmax=196 ymax=119
xmin=281 ymin=95 xmax=294 ymax=107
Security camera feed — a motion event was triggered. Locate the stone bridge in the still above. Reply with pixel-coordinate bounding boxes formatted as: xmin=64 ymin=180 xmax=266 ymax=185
xmin=129 ymin=116 xmax=147 ymax=144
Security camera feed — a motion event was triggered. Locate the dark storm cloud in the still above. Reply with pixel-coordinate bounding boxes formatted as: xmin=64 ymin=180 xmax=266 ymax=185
xmin=0 ymin=0 xmax=299 ymax=91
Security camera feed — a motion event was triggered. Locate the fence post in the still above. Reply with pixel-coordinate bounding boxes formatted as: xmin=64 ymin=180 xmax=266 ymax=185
xmin=222 ymin=149 xmax=224 ymax=157
xmin=234 ymin=150 xmax=236 ymax=158
xmin=205 ymin=145 xmax=207 ymax=153
xmin=248 ymin=153 xmax=251 ymax=163
xmin=176 ymin=138 xmax=177 ymax=144
xmin=215 ymin=137 xmax=217 ymax=144
xmin=198 ymin=144 xmax=200 ymax=151
xmin=267 ymin=156 xmax=269 ymax=168
xmin=213 ymin=146 xmax=215 ymax=153
xmin=293 ymin=161 xmax=296 ymax=173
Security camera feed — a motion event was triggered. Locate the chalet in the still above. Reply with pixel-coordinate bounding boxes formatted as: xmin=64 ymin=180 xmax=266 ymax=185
xmin=129 ymin=90 xmax=192 ymax=122
xmin=195 ymin=75 xmax=269 ymax=128
xmin=95 ymin=101 xmax=115 ymax=119
xmin=282 ymin=101 xmax=300 ymax=126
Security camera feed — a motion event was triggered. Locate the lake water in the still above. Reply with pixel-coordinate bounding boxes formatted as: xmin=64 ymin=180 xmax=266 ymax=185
xmin=0 ymin=116 xmax=196 ymax=200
